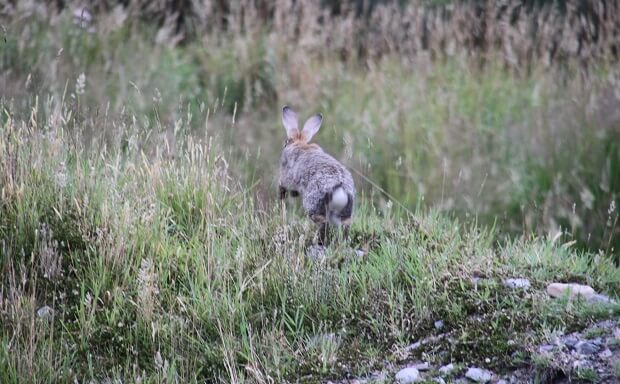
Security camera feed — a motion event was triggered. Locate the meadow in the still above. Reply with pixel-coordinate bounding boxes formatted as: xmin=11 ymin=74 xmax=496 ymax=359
xmin=1 ymin=1 xmax=619 ymax=382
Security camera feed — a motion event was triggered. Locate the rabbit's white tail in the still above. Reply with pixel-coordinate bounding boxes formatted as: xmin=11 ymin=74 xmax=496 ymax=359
xmin=328 ymin=187 xmax=348 ymax=225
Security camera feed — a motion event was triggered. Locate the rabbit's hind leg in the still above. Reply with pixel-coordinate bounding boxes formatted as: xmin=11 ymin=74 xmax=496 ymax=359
xmin=310 ymin=214 xmax=329 ymax=246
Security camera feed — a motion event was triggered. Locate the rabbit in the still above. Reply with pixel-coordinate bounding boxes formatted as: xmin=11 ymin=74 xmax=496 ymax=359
xmin=278 ymin=105 xmax=355 ymax=245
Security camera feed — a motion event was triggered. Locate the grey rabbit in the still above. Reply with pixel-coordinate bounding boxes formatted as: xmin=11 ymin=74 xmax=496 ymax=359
xmin=278 ymin=106 xmax=355 ymax=244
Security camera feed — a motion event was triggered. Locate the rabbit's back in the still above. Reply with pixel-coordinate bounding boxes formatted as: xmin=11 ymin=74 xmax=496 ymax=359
xmin=280 ymin=146 xmax=355 ymax=218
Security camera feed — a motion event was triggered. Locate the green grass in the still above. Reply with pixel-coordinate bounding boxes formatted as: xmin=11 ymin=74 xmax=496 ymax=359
xmin=1 ymin=99 xmax=619 ymax=383
xmin=2 ymin=13 xmax=618 ymax=261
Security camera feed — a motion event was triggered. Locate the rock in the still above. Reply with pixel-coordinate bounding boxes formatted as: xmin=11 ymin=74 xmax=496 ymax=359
xmin=503 ymin=278 xmax=530 ymax=289
xmin=587 ymin=293 xmax=616 ymax=304
xmin=538 ymin=344 xmax=555 ymax=353
xmin=438 ymin=363 xmax=454 ymax=375
xmin=36 ymin=305 xmax=54 ymax=319
xmin=599 ymin=349 xmax=612 ymax=359
xmin=354 ymin=249 xmax=366 ymax=257
xmin=434 ymin=378 xmax=446 ymax=384
xmin=575 ymin=341 xmax=600 ymax=355
xmin=546 ymin=283 xmax=595 ymax=300
xmin=496 ymin=380 xmax=508 ymax=384
xmin=572 ymin=360 xmax=587 ymax=369
xmin=395 ymin=367 xmax=420 ymax=383
xmin=465 ymin=367 xmax=493 ymax=383
xmin=434 ymin=320 xmax=445 ymax=330
xmin=562 ymin=335 xmax=580 ymax=348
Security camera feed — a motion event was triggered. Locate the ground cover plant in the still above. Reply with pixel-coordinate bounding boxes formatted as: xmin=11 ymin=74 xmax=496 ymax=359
xmin=1 ymin=1 xmax=619 ymax=383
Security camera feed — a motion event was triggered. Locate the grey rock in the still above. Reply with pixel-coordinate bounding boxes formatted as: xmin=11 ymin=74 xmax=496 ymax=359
xmin=465 ymin=367 xmax=493 ymax=383
xmin=395 ymin=367 xmax=420 ymax=383
xmin=354 ymin=249 xmax=366 ymax=257
xmin=546 ymin=283 xmax=595 ymax=300
xmin=575 ymin=341 xmax=600 ymax=355
xmin=434 ymin=378 xmax=446 ymax=384
xmin=438 ymin=363 xmax=454 ymax=375
xmin=599 ymin=349 xmax=612 ymax=359
xmin=562 ymin=335 xmax=580 ymax=348
xmin=36 ymin=305 xmax=54 ymax=319
xmin=589 ymin=337 xmax=603 ymax=346
xmin=587 ymin=294 xmax=616 ymax=304
xmin=538 ymin=344 xmax=555 ymax=353
xmin=503 ymin=278 xmax=531 ymax=289
xmin=434 ymin=320 xmax=445 ymax=330
xmin=496 ymin=380 xmax=508 ymax=384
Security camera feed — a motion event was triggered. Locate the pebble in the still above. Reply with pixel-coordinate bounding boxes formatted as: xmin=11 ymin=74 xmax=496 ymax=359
xmin=538 ymin=344 xmax=555 ymax=353
xmin=503 ymin=278 xmax=530 ymax=289
xmin=434 ymin=320 xmax=445 ymax=330
xmin=465 ymin=367 xmax=493 ymax=383
xmin=546 ymin=283 xmax=595 ymax=300
xmin=587 ymin=293 xmax=616 ymax=304
xmin=395 ymin=367 xmax=420 ymax=383
xmin=438 ymin=363 xmax=454 ymax=375
xmin=434 ymin=378 xmax=446 ymax=384
xmin=599 ymin=349 xmax=612 ymax=359
xmin=354 ymin=249 xmax=366 ymax=257
xmin=562 ymin=335 xmax=580 ymax=348
xmin=36 ymin=305 xmax=54 ymax=319
xmin=575 ymin=341 xmax=600 ymax=355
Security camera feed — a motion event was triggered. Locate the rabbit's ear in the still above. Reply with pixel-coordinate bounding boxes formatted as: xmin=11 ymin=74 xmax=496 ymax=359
xmin=282 ymin=106 xmax=299 ymax=138
xmin=302 ymin=114 xmax=322 ymax=142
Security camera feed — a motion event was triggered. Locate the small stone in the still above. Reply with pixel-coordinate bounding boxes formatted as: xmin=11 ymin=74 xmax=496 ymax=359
xmin=587 ymin=294 xmax=616 ymax=304
xmin=589 ymin=337 xmax=603 ymax=346
xmin=599 ymin=349 xmax=612 ymax=359
xmin=546 ymin=283 xmax=595 ymax=300
xmin=412 ymin=362 xmax=430 ymax=371
xmin=465 ymin=367 xmax=493 ymax=383
xmin=434 ymin=378 xmax=446 ymax=384
xmin=406 ymin=341 xmax=422 ymax=351
xmin=395 ymin=367 xmax=420 ymax=383
xmin=496 ymin=380 xmax=508 ymax=384
xmin=572 ymin=360 xmax=587 ymax=369
xmin=538 ymin=344 xmax=555 ymax=353
xmin=434 ymin=320 xmax=445 ymax=330
xmin=504 ymin=278 xmax=531 ymax=289
xmin=36 ymin=305 xmax=54 ymax=319
xmin=438 ymin=363 xmax=454 ymax=375
xmin=562 ymin=335 xmax=580 ymax=348
xmin=355 ymin=249 xmax=366 ymax=257
xmin=575 ymin=341 xmax=600 ymax=355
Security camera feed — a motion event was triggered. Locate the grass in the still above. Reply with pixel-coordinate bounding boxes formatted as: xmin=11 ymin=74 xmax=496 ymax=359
xmin=1 ymin=97 xmax=619 ymax=383
xmin=1 ymin=2 xmax=620 ymax=382
xmin=2 ymin=7 xmax=618 ymax=261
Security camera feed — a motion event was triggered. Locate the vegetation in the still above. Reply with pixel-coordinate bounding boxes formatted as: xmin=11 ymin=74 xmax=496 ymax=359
xmin=1 ymin=0 xmax=619 ymax=382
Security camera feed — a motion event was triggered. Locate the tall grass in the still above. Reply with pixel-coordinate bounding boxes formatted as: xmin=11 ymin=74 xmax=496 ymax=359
xmin=2 ymin=1 xmax=618 ymax=259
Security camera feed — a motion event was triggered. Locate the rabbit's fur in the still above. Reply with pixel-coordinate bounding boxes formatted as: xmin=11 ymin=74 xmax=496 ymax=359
xmin=278 ymin=106 xmax=355 ymax=244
